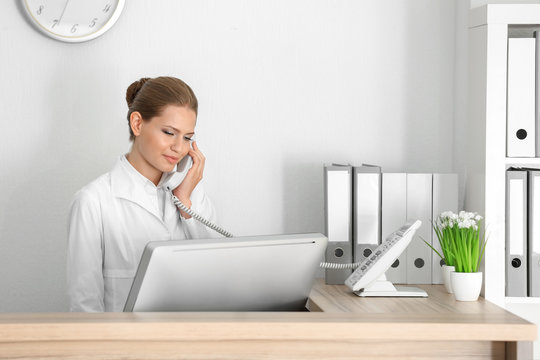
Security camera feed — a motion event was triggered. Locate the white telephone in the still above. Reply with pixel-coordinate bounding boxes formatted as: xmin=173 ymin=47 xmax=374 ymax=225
xmin=344 ymin=220 xmax=428 ymax=297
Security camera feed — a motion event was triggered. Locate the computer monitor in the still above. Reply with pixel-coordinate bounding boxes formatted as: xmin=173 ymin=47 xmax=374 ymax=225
xmin=124 ymin=233 xmax=327 ymax=312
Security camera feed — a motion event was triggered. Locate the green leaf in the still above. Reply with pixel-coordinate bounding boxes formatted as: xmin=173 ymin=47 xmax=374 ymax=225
xmin=422 ymin=238 xmax=444 ymax=260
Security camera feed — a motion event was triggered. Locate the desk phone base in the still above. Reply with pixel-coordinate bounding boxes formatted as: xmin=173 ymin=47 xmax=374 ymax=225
xmin=353 ymin=278 xmax=428 ymax=298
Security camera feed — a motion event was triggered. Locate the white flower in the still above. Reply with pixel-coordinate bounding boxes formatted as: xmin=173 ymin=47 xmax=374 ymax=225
xmin=440 ymin=211 xmax=454 ymax=219
xmin=449 ymin=211 xmax=481 ymax=228
xmin=436 ymin=210 xmax=483 ymax=230
xmin=459 ymin=211 xmax=475 ymax=220
xmin=438 ymin=211 xmax=458 ymax=229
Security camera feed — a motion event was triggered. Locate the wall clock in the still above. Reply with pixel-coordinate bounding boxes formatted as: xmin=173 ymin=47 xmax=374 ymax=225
xmin=21 ymin=0 xmax=125 ymax=43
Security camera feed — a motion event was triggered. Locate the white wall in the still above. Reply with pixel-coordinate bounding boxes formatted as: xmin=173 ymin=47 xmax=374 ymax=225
xmin=453 ymin=1 xmax=470 ymax=211
xmin=0 ymin=0 xmax=457 ymax=312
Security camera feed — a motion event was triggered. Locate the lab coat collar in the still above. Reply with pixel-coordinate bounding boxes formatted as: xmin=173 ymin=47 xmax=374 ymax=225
xmin=110 ymin=156 xmax=175 ymax=222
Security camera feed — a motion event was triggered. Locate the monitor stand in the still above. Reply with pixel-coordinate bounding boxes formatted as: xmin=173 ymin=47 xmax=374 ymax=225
xmin=352 ymin=274 xmax=428 ymax=297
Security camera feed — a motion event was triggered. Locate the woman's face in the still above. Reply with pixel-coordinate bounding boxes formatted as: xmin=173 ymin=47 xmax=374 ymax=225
xmin=131 ymin=105 xmax=196 ymax=175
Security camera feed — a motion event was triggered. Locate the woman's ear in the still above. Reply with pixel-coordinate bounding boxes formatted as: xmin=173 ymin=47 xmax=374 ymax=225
xmin=130 ymin=112 xmax=143 ymax=137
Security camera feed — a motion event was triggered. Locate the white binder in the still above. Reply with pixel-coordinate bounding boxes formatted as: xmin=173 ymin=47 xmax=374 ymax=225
xmin=536 ymin=32 xmax=540 ymax=156
xmin=353 ymin=165 xmax=381 ymax=264
xmin=506 ymin=169 xmax=528 ymax=297
xmin=324 ymin=164 xmax=353 ymax=284
xmin=528 ymin=170 xmax=540 ymax=297
xmin=507 ymin=38 xmax=536 ymax=157
xmin=381 ymin=173 xmax=407 ymax=284
xmin=406 ymin=174 xmax=433 ymax=284
xmin=431 ymin=174 xmax=458 ymax=284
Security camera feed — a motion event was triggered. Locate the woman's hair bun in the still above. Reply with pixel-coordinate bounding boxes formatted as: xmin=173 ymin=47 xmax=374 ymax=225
xmin=125 ymin=77 xmax=151 ymax=108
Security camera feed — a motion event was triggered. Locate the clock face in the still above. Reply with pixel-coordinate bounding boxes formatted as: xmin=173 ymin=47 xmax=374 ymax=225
xmin=22 ymin=0 xmax=125 ymax=43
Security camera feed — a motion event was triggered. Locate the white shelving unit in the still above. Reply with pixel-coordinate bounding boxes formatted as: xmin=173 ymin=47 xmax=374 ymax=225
xmin=506 ymin=158 xmax=540 ymax=165
xmin=467 ymin=4 xmax=540 ymax=356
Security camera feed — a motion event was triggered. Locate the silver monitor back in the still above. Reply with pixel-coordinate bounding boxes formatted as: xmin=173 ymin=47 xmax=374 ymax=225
xmin=124 ymin=233 xmax=327 ymax=312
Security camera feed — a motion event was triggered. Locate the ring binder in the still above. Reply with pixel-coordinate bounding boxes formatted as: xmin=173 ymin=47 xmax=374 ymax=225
xmin=507 ymin=38 xmax=536 ymax=157
xmin=382 ymin=173 xmax=407 ymax=284
xmin=406 ymin=174 xmax=433 ymax=284
xmin=353 ymin=165 xmax=382 ymax=264
xmin=529 ymin=170 xmax=540 ymax=297
xmin=324 ymin=164 xmax=353 ymax=284
xmin=506 ymin=169 xmax=528 ymax=297
xmin=432 ymin=174 xmax=458 ymax=284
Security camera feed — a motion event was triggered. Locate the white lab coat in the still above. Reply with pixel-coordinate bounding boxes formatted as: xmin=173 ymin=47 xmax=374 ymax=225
xmin=67 ymin=155 xmax=220 ymax=312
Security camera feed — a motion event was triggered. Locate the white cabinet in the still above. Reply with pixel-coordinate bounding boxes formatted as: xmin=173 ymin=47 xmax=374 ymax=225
xmin=467 ymin=4 xmax=540 ymax=356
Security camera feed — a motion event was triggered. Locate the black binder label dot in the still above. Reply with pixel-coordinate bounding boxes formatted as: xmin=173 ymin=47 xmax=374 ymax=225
xmin=414 ymin=258 xmax=425 ymax=268
xmin=363 ymin=248 xmax=372 ymax=258
xmin=516 ymin=129 xmax=527 ymax=140
xmin=511 ymin=258 xmax=521 ymax=268
xmin=391 ymin=259 xmax=400 ymax=268
xmin=334 ymin=248 xmax=344 ymax=258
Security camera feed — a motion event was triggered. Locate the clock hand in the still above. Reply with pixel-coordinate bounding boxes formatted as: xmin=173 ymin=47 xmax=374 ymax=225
xmin=57 ymin=0 xmax=71 ymax=26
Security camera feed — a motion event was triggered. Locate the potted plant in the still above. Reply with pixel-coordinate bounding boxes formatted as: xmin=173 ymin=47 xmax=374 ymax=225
xmin=449 ymin=211 xmax=488 ymax=301
xmin=425 ymin=211 xmax=488 ymax=300
xmin=424 ymin=211 xmax=459 ymax=293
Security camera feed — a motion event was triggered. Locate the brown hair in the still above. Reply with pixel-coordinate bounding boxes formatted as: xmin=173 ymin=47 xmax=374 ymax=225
xmin=125 ymin=76 xmax=198 ymax=141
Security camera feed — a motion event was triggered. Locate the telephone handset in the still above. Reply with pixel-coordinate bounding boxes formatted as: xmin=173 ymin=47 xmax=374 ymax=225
xmin=176 ymin=154 xmax=192 ymax=173
xmin=164 ymin=155 xmax=233 ymax=238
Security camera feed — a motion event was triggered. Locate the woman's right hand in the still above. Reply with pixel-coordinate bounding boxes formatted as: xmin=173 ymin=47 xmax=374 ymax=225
xmin=172 ymin=141 xmax=206 ymax=218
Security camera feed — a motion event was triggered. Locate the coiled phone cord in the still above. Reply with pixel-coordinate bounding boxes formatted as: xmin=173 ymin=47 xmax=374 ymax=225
xmin=319 ymin=261 xmax=361 ymax=269
xmin=171 ymin=194 xmax=234 ymax=238
xmin=172 ymin=193 xmax=358 ymax=269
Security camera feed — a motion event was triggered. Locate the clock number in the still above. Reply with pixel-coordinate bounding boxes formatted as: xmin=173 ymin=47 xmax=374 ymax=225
xmin=71 ymin=24 xmax=79 ymax=33
xmin=103 ymin=4 xmax=111 ymax=13
xmin=52 ymin=19 xmax=59 ymax=28
xmin=89 ymin=18 xmax=98 ymax=27
xmin=36 ymin=5 xmax=44 ymax=15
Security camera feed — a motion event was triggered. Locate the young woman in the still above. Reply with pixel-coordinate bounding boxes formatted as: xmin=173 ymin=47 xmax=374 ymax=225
xmin=67 ymin=76 xmax=220 ymax=312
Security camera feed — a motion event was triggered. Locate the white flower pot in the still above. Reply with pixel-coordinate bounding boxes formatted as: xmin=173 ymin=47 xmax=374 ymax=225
xmin=450 ymin=271 xmax=483 ymax=301
xmin=442 ymin=265 xmax=455 ymax=293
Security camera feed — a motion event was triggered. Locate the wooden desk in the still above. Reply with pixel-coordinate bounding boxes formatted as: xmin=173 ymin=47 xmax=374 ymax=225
xmin=0 ymin=279 xmax=536 ymax=360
